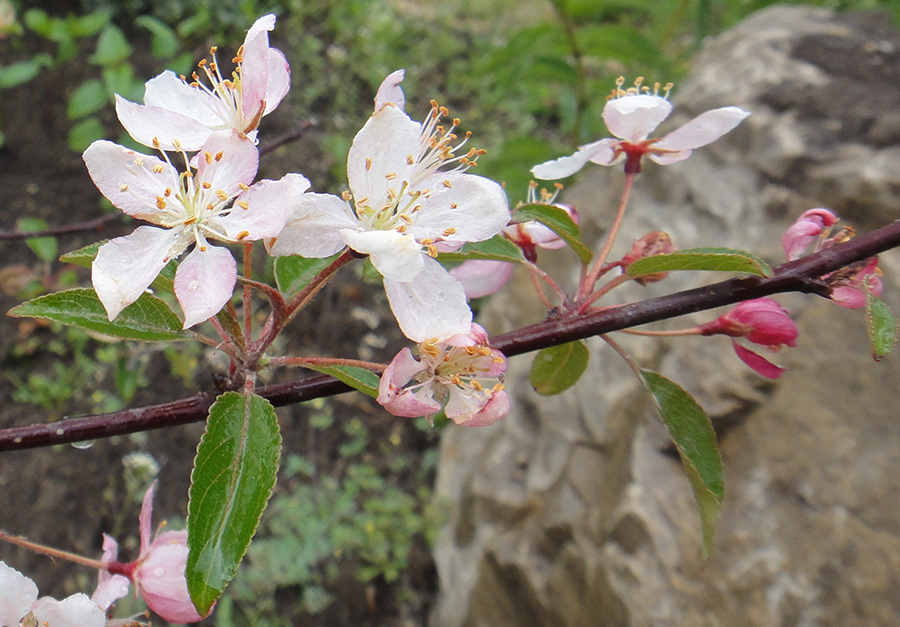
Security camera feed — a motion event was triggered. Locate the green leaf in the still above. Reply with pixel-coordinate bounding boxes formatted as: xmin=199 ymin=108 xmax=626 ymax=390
xmin=512 ymin=202 xmax=593 ymax=265
xmin=626 ymin=247 xmax=773 ymax=279
xmin=8 ymin=288 xmax=186 ymax=341
xmin=59 ymin=241 xmax=106 ymax=268
xmin=67 ymin=116 xmax=105 ymax=152
xmin=70 ymin=10 xmax=110 ymax=38
xmin=187 ymin=392 xmax=282 ymax=615
xmin=135 ymin=16 xmax=180 ymax=58
xmin=640 ymin=370 xmax=724 ymax=556
xmin=436 ymin=235 xmax=526 ymax=264
xmin=89 ymin=24 xmax=132 ymax=66
xmin=274 ymin=253 xmax=341 ymax=298
xmin=866 ymin=294 xmax=898 ymax=360
xmin=67 ymin=78 xmax=108 ymax=120
xmin=529 ymin=340 xmax=590 ymax=395
xmin=17 ymin=218 xmax=57 ymax=263
xmin=102 ymin=63 xmax=142 ymax=102
xmin=303 ymin=364 xmax=381 ymax=398
xmin=0 ymin=55 xmax=53 ymax=88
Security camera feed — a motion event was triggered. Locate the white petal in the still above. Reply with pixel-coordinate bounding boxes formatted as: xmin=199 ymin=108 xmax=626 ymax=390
xmin=194 ymin=131 xmax=259 ymax=196
xmin=266 ymin=193 xmax=358 ymax=257
xmin=384 ymin=258 xmax=472 ymax=342
xmin=31 ymin=594 xmax=106 ymax=627
xmin=530 ymin=138 xmax=617 ymax=179
xmin=142 ymin=71 xmax=222 ymax=126
xmin=407 ymin=173 xmax=509 ymax=244
xmin=341 ymin=229 xmax=424 ymax=281
xmin=375 ymin=69 xmax=405 ymax=111
xmin=653 ymin=106 xmax=750 ymax=151
xmin=216 ymin=173 xmax=311 ymax=240
xmin=603 ymin=94 xmax=672 ymax=142
xmin=647 ymin=149 xmax=692 ymax=165
xmin=0 ymin=561 xmax=38 ymax=626
xmin=263 ymin=48 xmax=291 ymax=115
xmin=347 ymin=105 xmax=421 ymax=202
xmin=83 ymin=140 xmax=178 ymax=221
xmin=174 ymin=245 xmax=237 ymax=328
xmin=240 ymin=15 xmax=276 ymax=120
xmin=115 ymin=94 xmax=215 ymax=152
xmin=93 ymin=227 xmax=184 ymax=320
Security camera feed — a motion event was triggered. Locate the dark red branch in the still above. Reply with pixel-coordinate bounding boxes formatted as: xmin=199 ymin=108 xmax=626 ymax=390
xmin=2 ymin=219 xmax=898 ymax=452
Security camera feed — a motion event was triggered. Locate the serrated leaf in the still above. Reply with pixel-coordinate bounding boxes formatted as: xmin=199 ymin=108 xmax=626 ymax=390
xmin=187 ymin=392 xmax=282 ymax=615
xmin=274 ymin=253 xmax=341 ymax=297
xmin=67 ymin=78 xmax=107 ymax=120
xmin=303 ymin=364 xmax=381 ymax=398
xmin=60 ymin=241 xmax=105 ymax=268
xmin=90 ymin=24 xmax=132 ymax=66
xmin=436 ymin=235 xmax=526 ymax=264
xmin=529 ymin=340 xmax=590 ymax=395
xmin=8 ymin=288 xmax=186 ymax=341
xmin=627 ymin=247 xmax=773 ymax=279
xmin=640 ymin=370 xmax=723 ymax=556
xmin=866 ymin=294 xmax=898 ymax=360
xmin=511 ymin=202 xmax=593 ymax=265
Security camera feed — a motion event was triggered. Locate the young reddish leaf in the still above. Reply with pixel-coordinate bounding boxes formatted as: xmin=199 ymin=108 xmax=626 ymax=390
xmin=187 ymin=392 xmax=282 ymax=615
xmin=511 ymin=202 xmax=593 ymax=265
xmin=303 ymin=364 xmax=381 ymax=398
xmin=8 ymin=287 xmax=185 ymax=341
xmin=627 ymin=247 xmax=773 ymax=279
xmin=640 ymin=370 xmax=724 ymax=556
xmin=866 ymin=294 xmax=898 ymax=360
xmin=437 ymin=235 xmax=526 ymax=264
xmin=529 ymin=340 xmax=590 ymax=395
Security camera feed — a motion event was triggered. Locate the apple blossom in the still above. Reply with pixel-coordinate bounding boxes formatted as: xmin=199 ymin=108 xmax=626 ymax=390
xmin=698 ymin=298 xmax=798 ymax=379
xmin=782 ymin=208 xmax=839 ymax=261
xmin=83 ymin=133 xmax=309 ymax=328
xmin=97 ymin=483 xmax=208 ymax=624
xmin=267 ymin=69 xmax=510 ymax=341
xmin=115 ymin=14 xmax=290 ymax=151
xmin=532 ymin=76 xmax=750 ymax=178
xmin=0 ymin=560 xmax=106 ymax=627
xmin=377 ymin=324 xmax=509 ymax=426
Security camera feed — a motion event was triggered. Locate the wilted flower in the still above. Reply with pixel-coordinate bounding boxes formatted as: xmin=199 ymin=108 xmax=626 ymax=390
xmin=84 ymin=133 xmax=308 ymax=327
xmin=618 ymin=230 xmax=678 ymax=284
xmin=116 ymin=14 xmax=290 ymax=151
xmin=378 ymin=324 xmax=509 ymax=426
xmin=268 ymin=70 xmax=510 ymax=341
xmin=532 ymin=77 xmax=749 ymax=178
xmin=782 ymin=208 xmax=839 ymax=261
xmin=0 ymin=560 xmax=106 ymax=627
xmin=697 ymin=298 xmax=798 ymax=379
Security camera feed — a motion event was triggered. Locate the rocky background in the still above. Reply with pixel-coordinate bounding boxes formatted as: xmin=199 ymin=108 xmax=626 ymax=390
xmin=431 ymin=6 xmax=900 ymax=626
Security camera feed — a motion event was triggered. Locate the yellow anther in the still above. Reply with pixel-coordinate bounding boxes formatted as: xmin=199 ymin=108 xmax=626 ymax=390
xmin=341 ymin=190 xmax=353 ymax=201
xmin=238 ymin=200 xmax=249 ymax=210
xmin=236 ymin=230 xmax=250 ymax=240
xmin=554 ymin=182 xmax=563 ymax=190
xmin=385 ymin=172 xmax=398 ymax=180
xmin=406 ymin=155 xmax=415 ymax=165
xmin=206 ymin=203 xmax=215 ymax=211
xmin=421 ymin=338 xmax=441 ymax=357
xmin=134 ymin=157 xmax=144 ymax=167
xmin=155 ymin=197 xmax=166 ymax=209
xmin=470 ymin=380 xmax=484 ymax=392
xmin=400 ymin=214 xmax=413 ymax=224
xmin=152 ymin=137 xmax=161 ymax=149
xmin=164 ymin=188 xmax=172 ymax=196
xmin=210 ymin=46 xmax=218 ymax=54
xmin=152 ymin=164 xmax=165 ymax=174
xmin=439 ymin=106 xmax=449 ymax=117
xmin=120 ymin=184 xmax=129 ymax=192
xmin=183 ymin=216 xmax=197 ymax=225
xmin=215 ymin=190 xmax=228 ymax=201
xmin=239 ymin=183 xmax=250 ymax=191
xmin=365 ymin=158 xmax=372 ymax=171
xmin=442 ymin=180 xmax=452 ymax=188
xmin=204 ymin=151 xmax=213 ymax=164
xmin=452 ymin=118 xmax=460 ymax=126
xmin=202 ymin=182 xmax=212 ymax=189
xmin=215 ymin=151 xmax=224 ymax=162
xmin=492 ymin=357 xmax=505 ymax=364
xmin=442 ymin=227 xmax=457 ymax=236
xmin=232 ymin=56 xmax=243 ymax=64
xmin=492 ymin=383 xmax=505 ymax=392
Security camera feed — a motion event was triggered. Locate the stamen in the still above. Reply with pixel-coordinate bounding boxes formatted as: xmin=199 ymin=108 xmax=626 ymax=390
xmin=238 ymin=200 xmax=249 ymax=210
xmin=236 ymin=230 xmax=250 ymax=240
xmin=152 ymin=164 xmax=165 ymax=174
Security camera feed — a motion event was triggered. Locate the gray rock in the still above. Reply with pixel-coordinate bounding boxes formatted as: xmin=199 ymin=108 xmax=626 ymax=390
xmin=431 ymin=6 xmax=900 ymax=626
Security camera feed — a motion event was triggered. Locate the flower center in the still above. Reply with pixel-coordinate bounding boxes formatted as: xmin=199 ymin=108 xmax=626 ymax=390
xmin=183 ymin=46 xmax=264 ymax=135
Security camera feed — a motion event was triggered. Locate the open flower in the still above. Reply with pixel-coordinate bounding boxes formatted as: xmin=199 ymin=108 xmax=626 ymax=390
xmin=532 ymin=77 xmax=749 ymax=178
xmin=116 ymin=14 xmax=290 ymax=151
xmin=267 ymin=70 xmax=510 ymax=341
xmin=84 ymin=133 xmax=308 ymax=327
xmin=378 ymin=324 xmax=509 ymax=426
xmin=698 ymin=298 xmax=798 ymax=379
xmin=96 ymin=483 xmax=208 ymax=624
xmin=0 ymin=560 xmax=106 ymax=627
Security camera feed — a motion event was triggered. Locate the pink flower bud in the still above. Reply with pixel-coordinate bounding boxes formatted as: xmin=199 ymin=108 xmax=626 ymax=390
xmin=827 ymin=256 xmax=882 ymax=309
xmin=782 ymin=208 xmax=839 ymax=260
xmin=449 ymin=259 xmax=515 ymax=298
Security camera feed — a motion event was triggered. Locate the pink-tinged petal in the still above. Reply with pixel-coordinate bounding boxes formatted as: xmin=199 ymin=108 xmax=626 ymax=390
xmin=347 ymin=105 xmax=422 ymax=202
xmin=654 ymin=106 xmax=749 ymax=152
xmin=93 ymin=227 xmax=184 ymax=321
xmin=733 ymin=341 xmax=785 ymax=379
xmin=31 ymin=594 xmax=106 ymax=627
xmin=83 ymin=140 xmax=178 ymax=221
xmin=215 ymin=173 xmax=310 ymax=240
xmin=603 ymin=95 xmax=672 ymax=142
xmin=531 ymin=138 xmax=617 ymax=179
xmin=375 ymin=69 xmax=406 ymax=111
xmin=266 ymin=193 xmax=358 ymax=257
xmin=115 ymin=94 xmax=214 ymax=152
xmin=135 ymin=530 xmax=206 ymax=623
xmin=647 ymin=149 xmax=692 ymax=166
xmin=194 ymin=131 xmax=259 ymax=194
xmin=263 ymin=48 xmax=291 ymax=115
xmin=407 ymin=173 xmax=510 ymax=244
xmin=342 ymin=229 xmax=424 ymax=281
xmin=449 ymin=259 xmax=514 ymax=298
xmin=728 ymin=298 xmax=798 ymax=347
xmin=384 ymin=258 xmax=472 ymax=342
xmin=174 ymin=245 xmax=237 ymax=328
xmin=830 ymin=286 xmax=867 ymax=309
xmin=240 ymin=15 xmax=277 ymax=120
xmin=93 ymin=534 xmax=130 ymax=610
xmin=141 ymin=71 xmax=222 ymax=126
xmin=449 ymin=388 xmax=509 ymax=427
xmin=0 ymin=561 xmax=38 ymax=625
xmin=139 ymin=481 xmax=157 ymax=554
xmin=378 ymin=349 xmax=441 ymax=418
xmin=782 ymin=208 xmax=839 ymax=260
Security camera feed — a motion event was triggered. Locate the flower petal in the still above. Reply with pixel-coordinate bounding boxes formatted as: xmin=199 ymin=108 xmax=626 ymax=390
xmin=375 ymin=69 xmax=406 ymax=111
xmin=31 ymin=594 xmax=106 ymax=627
xmin=267 ymin=193 xmax=359 ymax=257
xmin=240 ymin=14 xmax=276 ymax=120
xmin=264 ymin=48 xmax=291 ymax=115
xmin=531 ymin=138 xmax=617 ymax=179
xmin=654 ymin=106 xmax=749 ymax=152
xmin=194 ymin=131 xmax=260 ymax=195
xmin=142 ymin=71 xmax=221 ymax=126
xmin=733 ymin=341 xmax=785 ymax=379
xmin=139 ymin=481 xmax=156 ymax=554
xmin=603 ymin=94 xmax=672 ymax=142
xmin=445 ymin=386 xmax=509 ymax=427
xmin=407 ymin=173 xmax=510 ymax=244
xmin=93 ymin=226 xmax=184 ymax=321
xmin=448 ymin=259 xmax=514 ymax=298
xmin=215 ymin=172 xmax=310 ymax=240
xmin=341 ymin=229 xmax=424 ymax=281
xmin=136 ymin=530 xmax=205 ymax=623
xmin=174 ymin=245 xmax=237 ymax=328
xmin=115 ymin=93 xmax=215 ymax=152
xmin=383 ymin=257 xmax=472 ymax=341
xmin=377 ymin=348 xmax=441 ymax=417
xmin=0 ymin=561 xmax=38 ymax=626
xmin=92 ymin=534 xmax=130 ymax=611
xmin=347 ymin=105 xmax=422 ymax=203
